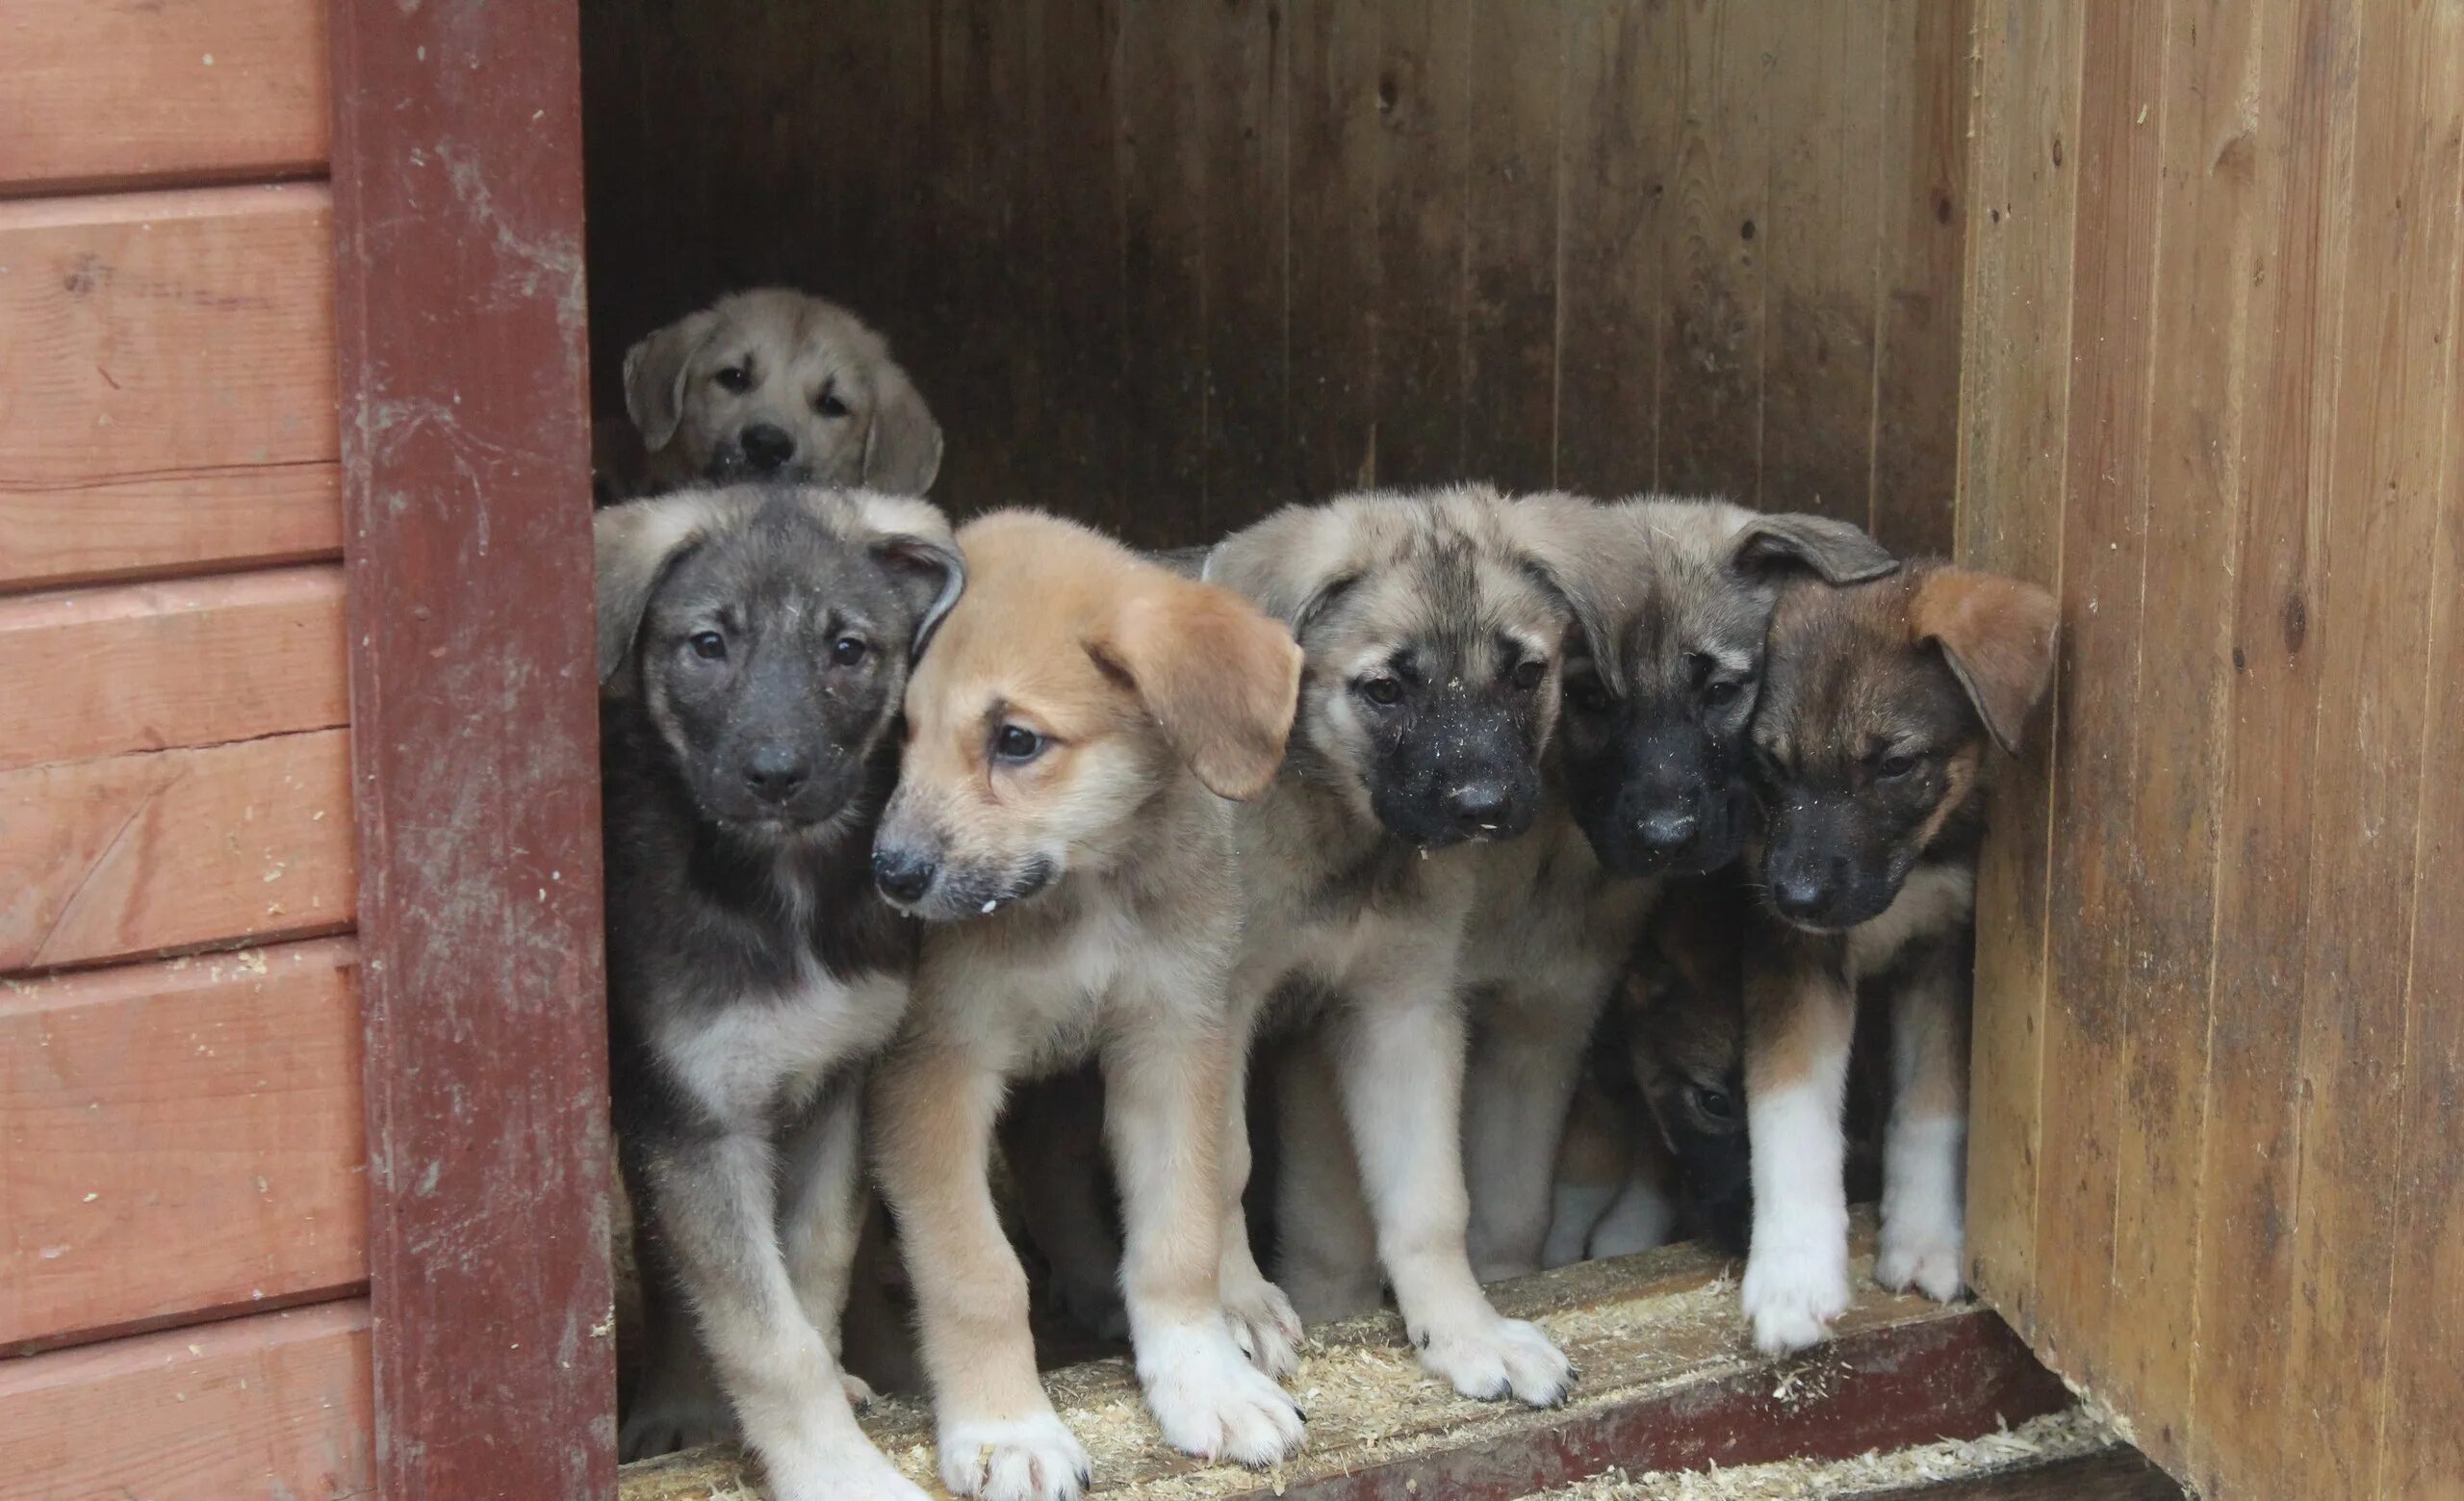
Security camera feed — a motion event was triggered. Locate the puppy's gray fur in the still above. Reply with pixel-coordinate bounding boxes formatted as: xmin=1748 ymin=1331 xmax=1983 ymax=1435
xmin=609 ymin=289 xmax=942 ymax=501
xmin=599 ymin=483 xmax=961 ymax=1501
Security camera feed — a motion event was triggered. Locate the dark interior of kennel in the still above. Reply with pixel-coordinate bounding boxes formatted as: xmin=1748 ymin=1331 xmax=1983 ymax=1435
xmin=578 ymin=2 xmax=1967 ymax=553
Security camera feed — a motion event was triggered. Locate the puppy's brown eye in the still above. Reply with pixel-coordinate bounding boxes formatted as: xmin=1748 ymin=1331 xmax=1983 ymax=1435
xmin=1359 ymin=676 xmax=1404 ymax=708
xmin=714 ymin=366 xmax=752 ymax=394
xmin=689 ymin=631 xmax=727 ymax=661
xmin=1877 ymin=752 xmax=1921 ymax=780
xmin=832 ymin=636 xmax=868 ymax=666
xmin=1693 ymin=1085 xmax=1736 ymax=1123
xmin=993 ymin=724 xmax=1044 ymax=763
xmin=815 ymin=390 xmax=850 ymax=419
xmin=1510 ymin=659 xmax=1548 ymax=692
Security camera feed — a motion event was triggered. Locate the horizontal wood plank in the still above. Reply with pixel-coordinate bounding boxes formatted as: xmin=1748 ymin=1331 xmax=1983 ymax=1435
xmin=0 ymin=0 xmax=329 ymax=195
xmin=0 ymin=729 xmax=354 ymax=973
xmin=0 ymin=565 xmax=347 ymax=773
xmin=0 ymin=1299 xmax=372 ymax=1497
xmin=1 ymin=939 xmax=363 ymax=1352
xmin=0 ymin=185 xmax=339 ymax=594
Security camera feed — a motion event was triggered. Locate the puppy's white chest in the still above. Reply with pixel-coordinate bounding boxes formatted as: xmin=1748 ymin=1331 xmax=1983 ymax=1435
xmin=665 ymin=964 xmax=910 ymax=1120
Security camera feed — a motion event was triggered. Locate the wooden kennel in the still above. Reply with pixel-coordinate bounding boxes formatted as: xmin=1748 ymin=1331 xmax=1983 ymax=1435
xmin=0 ymin=3 xmax=2456 ymax=1499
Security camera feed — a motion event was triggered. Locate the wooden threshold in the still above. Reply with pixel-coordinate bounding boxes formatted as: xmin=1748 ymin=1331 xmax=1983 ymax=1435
xmin=621 ymin=1220 xmax=2072 ymax=1500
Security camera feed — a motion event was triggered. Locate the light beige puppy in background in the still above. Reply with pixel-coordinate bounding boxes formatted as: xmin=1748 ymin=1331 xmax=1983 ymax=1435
xmin=603 ymin=287 xmax=942 ymax=500
xmin=868 ymin=511 xmax=1307 ymax=1501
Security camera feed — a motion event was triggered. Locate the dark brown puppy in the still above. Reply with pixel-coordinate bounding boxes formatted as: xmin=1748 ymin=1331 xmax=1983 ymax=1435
xmin=1733 ymin=561 xmax=2055 ymax=1355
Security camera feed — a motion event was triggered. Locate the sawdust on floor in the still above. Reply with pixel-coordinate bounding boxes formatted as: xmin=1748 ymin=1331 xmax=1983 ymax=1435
xmin=1528 ymin=1407 xmax=2124 ymax=1498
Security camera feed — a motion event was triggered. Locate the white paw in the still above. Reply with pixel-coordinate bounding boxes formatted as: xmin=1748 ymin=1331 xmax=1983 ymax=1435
xmin=938 ymin=1412 xmax=1092 ymax=1501
xmin=617 ymin=1388 xmax=735 ymax=1462
xmin=768 ymin=1442 xmax=932 ymax=1501
xmin=1138 ymin=1322 xmax=1306 ymax=1467
xmin=1412 ymin=1314 xmax=1574 ymax=1407
xmin=1742 ymin=1237 xmax=1852 ymax=1355
xmin=1221 ymin=1270 xmax=1304 ymax=1381
xmin=1877 ymin=1218 xmax=1966 ymax=1303
xmin=841 ymin=1369 xmax=881 ymax=1410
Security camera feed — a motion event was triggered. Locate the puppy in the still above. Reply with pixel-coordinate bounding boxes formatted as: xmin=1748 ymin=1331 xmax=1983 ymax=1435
xmin=1203 ymin=485 xmax=1612 ymax=1408
xmin=1538 ymin=1008 xmax=1681 ymax=1268
xmin=598 ymin=484 xmax=962 ymax=1500
xmin=611 ymin=288 xmax=943 ymax=499
xmin=1457 ymin=500 xmax=1896 ymax=1282
xmin=868 ymin=511 xmax=1307 ymax=1501
xmin=1736 ymin=561 xmax=2057 ymax=1353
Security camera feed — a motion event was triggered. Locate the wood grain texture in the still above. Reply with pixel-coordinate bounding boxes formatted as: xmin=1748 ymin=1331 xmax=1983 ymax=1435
xmin=0 ymin=729 xmax=353 ymax=974
xmin=330 ymin=0 xmax=616 ymax=1491
xmin=0 ymin=1299 xmax=372 ymax=1498
xmin=1285 ymin=0 xmax=1383 ymax=499
xmin=1961 ymin=2 xmax=2464 ymax=1496
xmin=1199 ymin=0 xmax=1291 ymax=530
xmin=0 ymin=185 xmax=340 ymax=593
xmin=1 ymin=939 xmax=363 ymax=1352
xmin=1368 ymin=0 xmax=1471 ymax=488
xmin=1459 ymin=0 xmax=1562 ymax=493
xmin=0 ymin=0 xmax=329 ymax=195
xmin=0 ymin=565 xmax=347 ymax=773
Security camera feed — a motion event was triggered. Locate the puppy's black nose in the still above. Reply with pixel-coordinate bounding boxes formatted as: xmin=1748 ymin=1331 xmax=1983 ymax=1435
xmin=739 ymin=423 xmax=795 ymax=473
xmin=1443 ymin=780 xmax=1513 ymax=834
xmin=1769 ymin=859 xmax=1846 ymax=921
xmin=1636 ymin=809 xmax=1699 ymax=857
xmin=872 ymin=846 xmax=937 ymax=904
xmin=741 ymin=744 xmax=810 ymax=803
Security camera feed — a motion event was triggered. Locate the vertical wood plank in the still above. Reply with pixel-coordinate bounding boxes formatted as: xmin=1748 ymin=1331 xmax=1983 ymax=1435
xmin=2025 ymin=0 xmax=2167 ymax=1397
xmin=2276 ymin=1 xmax=2461 ymax=1489
xmin=1202 ymin=0 xmax=1293 ymax=531
xmin=1758 ymin=2 xmax=1885 ymax=522
xmin=1460 ymin=0 xmax=1563 ymax=493
xmin=1656 ymin=0 xmax=1769 ymax=503
xmin=2188 ymin=1 xmax=2348 ymax=1489
xmin=1039 ymin=0 xmax=1130 ymax=523
xmin=2095 ymin=0 xmax=2265 ymax=1468
xmin=1957 ymin=0 xmax=2085 ymax=1335
xmin=1371 ymin=0 xmax=1472 ymax=486
xmin=1554 ymin=0 xmax=1673 ymax=499
xmin=1118 ymin=1 xmax=1211 ymax=540
xmin=1869 ymin=0 xmax=1970 ymax=555
xmin=328 ymin=0 xmax=617 ymax=1489
xmin=1286 ymin=0 xmax=1384 ymax=498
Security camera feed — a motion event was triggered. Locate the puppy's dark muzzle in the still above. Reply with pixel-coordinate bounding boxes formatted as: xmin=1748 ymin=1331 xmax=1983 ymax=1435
xmin=872 ymin=844 xmax=938 ymax=907
xmin=1762 ymin=829 xmax=1898 ymax=930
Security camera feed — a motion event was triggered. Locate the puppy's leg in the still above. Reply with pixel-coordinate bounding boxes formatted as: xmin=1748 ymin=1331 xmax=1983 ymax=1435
xmin=618 ymin=1188 xmax=736 ymax=1460
xmin=1876 ymin=935 xmax=1971 ymax=1302
xmin=1104 ymin=1012 xmax=1305 ymax=1467
xmin=874 ymin=1043 xmax=1091 ymax=1501
xmin=1006 ymin=1070 xmax=1130 ymax=1341
xmin=777 ymin=1076 xmax=884 ymax=1408
xmin=1540 ymin=1080 xmax=1636 ymax=1268
xmin=1270 ymin=1029 xmax=1383 ymax=1320
xmin=640 ymin=1131 xmax=926 ymax=1501
xmin=1216 ymin=1029 xmax=1301 ymax=1379
xmin=1585 ymin=1143 xmax=1681 ymax=1261
xmin=1461 ymin=988 xmax=1598 ymax=1281
xmin=1336 ymin=961 xmax=1573 ymax=1407
xmin=1739 ymin=945 xmax=1858 ymax=1355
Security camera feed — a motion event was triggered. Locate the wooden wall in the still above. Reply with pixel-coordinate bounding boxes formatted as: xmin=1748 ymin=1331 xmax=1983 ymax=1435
xmin=581 ymin=0 xmax=1971 ymax=552
xmin=1960 ymin=4 xmax=2464 ymax=1499
xmin=0 ymin=1 xmax=373 ymax=1494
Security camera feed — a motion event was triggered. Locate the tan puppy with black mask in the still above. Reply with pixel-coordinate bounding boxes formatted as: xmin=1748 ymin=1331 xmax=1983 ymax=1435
xmin=868 ymin=511 xmax=1306 ymax=1501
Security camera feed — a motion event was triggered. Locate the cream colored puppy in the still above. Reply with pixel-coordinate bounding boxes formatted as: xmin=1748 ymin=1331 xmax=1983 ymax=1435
xmin=614 ymin=287 xmax=942 ymax=498
xmin=868 ymin=511 xmax=1307 ymax=1501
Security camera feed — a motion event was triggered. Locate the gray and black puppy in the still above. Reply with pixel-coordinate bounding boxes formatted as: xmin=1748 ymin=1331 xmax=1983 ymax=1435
xmin=597 ymin=483 xmax=962 ymax=1501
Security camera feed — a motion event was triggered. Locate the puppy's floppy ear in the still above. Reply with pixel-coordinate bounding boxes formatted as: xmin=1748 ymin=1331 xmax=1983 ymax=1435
xmin=1500 ymin=493 xmax=1634 ymax=690
xmin=1910 ymin=566 xmax=2059 ymax=755
xmin=622 ymin=309 xmax=719 ymax=455
xmin=860 ymin=358 xmax=944 ymax=495
xmin=1203 ymin=504 xmax=1360 ymax=638
xmin=1091 ymin=575 xmax=1304 ymax=801
xmin=1729 ymin=512 xmax=1899 ymax=585
xmin=594 ymin=492 xmax=732 ymax=685
xmin=850 ymin=492 xmax=965 ymax=659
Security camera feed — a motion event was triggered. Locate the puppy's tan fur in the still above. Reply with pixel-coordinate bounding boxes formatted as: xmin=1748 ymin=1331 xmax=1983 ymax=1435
xmin=607 ymin=288 xmax=942 ymax=500
xmin=868 ymin=512 xmax=1305 ymax=1501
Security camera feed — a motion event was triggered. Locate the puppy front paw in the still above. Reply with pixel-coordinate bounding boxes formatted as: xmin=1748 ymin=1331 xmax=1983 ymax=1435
xmin=1138 ymin=1322 xmax=1306 ymax=1467
xmin=1411 ymin=1314 xmax=1574 ymax=1407
xmin=1877 ymin=1216 xmax=1966 ymax=1303
xmin=937 ymin=1413 xmax=1093 ymax=1501
xmin=1741 ymin=1237 xmax=1852 ymax=1355
xmin=1221 ymin=1269 xmax=1304 ymax=1381
xmin=766 ymin=1442 xmax=933 ymax=1501
xmin=617 ymin=1386 xmax=735 ymax=1462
